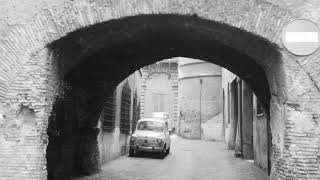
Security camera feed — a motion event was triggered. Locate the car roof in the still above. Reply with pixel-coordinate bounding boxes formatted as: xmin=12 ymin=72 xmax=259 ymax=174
xmin=137 ymin=118 xmax=165 ymax=123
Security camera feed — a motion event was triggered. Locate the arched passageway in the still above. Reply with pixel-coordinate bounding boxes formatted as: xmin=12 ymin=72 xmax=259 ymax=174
xmin=0 ymin=1 xmax=320 ymax=180
xmin=46 ymin=14 xmax=279 ymax=179
xmin=49 ymin=14 xmax=279 ymax=110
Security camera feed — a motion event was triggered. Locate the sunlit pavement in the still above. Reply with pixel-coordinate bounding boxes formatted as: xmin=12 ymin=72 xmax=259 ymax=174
xmin=74 ymin=135 xmax=268 ymax=180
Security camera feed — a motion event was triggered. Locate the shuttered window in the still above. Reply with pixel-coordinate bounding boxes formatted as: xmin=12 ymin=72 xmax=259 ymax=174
xmin=102 ymin=90 xmax=116 ymax=131
xmin=132 ymin=92 xmax=140 ymax=133
xmin=120 ymin=82 xmax=131 ymax=134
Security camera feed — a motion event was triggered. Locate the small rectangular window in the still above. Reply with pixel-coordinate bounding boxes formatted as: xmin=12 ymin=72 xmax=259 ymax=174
xmin=102 ymin=90 xmax=116 ymax=132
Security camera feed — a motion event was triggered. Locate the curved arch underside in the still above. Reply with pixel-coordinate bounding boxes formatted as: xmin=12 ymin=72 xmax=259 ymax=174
xmin=48 ymin=14 xmax=282 ymax=110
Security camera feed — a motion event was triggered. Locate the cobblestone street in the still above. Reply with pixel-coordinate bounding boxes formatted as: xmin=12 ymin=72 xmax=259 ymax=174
xmin=74 ymin=135 xmax=268 ymax=180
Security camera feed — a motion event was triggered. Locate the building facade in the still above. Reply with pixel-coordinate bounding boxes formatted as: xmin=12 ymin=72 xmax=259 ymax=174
xmin=97 ymin=70 xmax=141 ymax=166
xmin=222 ymin=68 xmax=270 ymax=173
xmin=178 ymin=58 xmax=222 ymax=140
xmin=140 ymin=59 xmax=179 ymax=131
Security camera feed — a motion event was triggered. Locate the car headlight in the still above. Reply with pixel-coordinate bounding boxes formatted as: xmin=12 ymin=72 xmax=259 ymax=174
xmin=157 ymin=139 xmax=163 ymax=144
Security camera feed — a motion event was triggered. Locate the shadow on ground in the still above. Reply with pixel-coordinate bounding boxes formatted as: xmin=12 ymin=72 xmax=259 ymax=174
xmin=129 ymin=151 xmax=168 ymax=159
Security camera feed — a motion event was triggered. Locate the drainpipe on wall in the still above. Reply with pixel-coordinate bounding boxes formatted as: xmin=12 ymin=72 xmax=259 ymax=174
xmin=199 ymin=78 xmax=203 ymax=140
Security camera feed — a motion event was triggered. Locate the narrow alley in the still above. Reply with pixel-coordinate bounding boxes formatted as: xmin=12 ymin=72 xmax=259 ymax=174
xmin=75 ymin=135 xmax=268 ymax=180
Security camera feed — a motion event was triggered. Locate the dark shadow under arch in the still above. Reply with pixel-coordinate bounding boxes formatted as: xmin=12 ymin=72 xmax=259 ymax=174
xmin=48 ymin=13 xmax=281 ymax=113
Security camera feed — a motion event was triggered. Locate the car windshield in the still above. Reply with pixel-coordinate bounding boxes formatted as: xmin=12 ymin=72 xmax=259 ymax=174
xmin=137 ymin=121 xmax=163 ymax=132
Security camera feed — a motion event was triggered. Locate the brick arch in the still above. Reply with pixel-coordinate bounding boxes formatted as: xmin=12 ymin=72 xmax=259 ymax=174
xmin=49 ymin=14 xmax=280 ymax=110
xmin=0 ymin=0 xmax=291 ymax=102
xmin=0 ymin=1 xmax=319 ymax=180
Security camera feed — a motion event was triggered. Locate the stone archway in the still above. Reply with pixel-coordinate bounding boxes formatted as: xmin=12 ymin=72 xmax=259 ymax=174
xmin=0 ymin=1 xmax=319 ymax=180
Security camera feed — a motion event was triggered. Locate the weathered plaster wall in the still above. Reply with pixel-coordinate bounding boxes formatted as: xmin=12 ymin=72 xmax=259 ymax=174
xmin=98 ymin=70 xmax=141 ymax=165
xmin=221 ymin=69 xmax=237 ymax=145
xmin=222 ymin=68 xmax=268 ymax=171
xmin=0 ymin=0 xmax=319 ymax=180
xmin=178 ymin=58 xmax=222 ymax=139
xmin=144 ymin=73 xmax=172 ymax=117
xmin=253 ymin=94 xmax=269 ymax=172
xmin=98 ymin=126 xmax=121 ymax=165
xmin=241 ymin=81 xmax=254 ymax=160
xmin=202 ymin=113 xmax=223 ymax=141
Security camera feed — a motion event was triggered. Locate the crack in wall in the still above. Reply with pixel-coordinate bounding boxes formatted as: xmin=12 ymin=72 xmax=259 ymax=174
xmin=295 ymin=59 xmax=320 ymax=92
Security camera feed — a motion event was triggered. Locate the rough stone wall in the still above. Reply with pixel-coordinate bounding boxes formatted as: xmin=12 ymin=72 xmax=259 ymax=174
xmin=0 ymin=0 xmax=319 ymax=180
xmin=0 ymin=48 xmax=58 ymax=180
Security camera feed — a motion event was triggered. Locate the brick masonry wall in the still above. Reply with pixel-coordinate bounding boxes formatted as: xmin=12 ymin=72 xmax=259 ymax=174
xmin=0 ymin=0 xmax=319 ymax=180
xmin=0 ymin=49 xmax=59 ymax=179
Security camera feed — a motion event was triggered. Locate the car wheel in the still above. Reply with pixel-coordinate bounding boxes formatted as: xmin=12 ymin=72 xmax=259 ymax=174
xmin=159 ymin=144 xmax=166 ymax=159
xmin=129 ymin=148 xmax=135 ymax=157
xmin=166 ymin=147 xmax=170 ymax=155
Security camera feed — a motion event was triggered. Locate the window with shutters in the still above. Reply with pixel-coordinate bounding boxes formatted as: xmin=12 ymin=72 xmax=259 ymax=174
xmin=132 ymin=92 xmax=140 ymax=133
xmin=102 ymin=90 xmax=116 ymax=132
xmin=120 ymin=82 xmax=131 ymax=134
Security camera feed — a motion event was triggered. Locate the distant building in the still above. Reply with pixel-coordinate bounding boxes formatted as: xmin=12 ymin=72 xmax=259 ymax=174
xmin=178 ymin=57 xmax=222 ymax=140
xmin=140 ymin=59 xmax=179 ymax=131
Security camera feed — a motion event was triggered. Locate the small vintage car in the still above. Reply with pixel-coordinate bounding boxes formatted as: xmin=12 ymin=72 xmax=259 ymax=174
xmin=129 ymin=117 xmax=171 ymax=158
